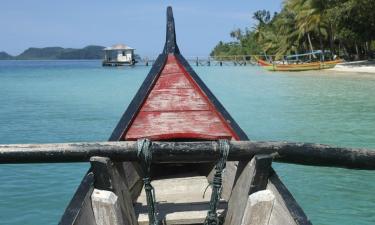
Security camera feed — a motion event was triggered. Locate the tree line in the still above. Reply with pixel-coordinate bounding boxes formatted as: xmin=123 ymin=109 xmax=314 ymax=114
xmin=211 ymin=0 xmax=375 ymax=60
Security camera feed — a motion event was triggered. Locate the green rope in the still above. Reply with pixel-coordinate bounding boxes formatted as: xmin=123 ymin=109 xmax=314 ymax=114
xmin=137 ymin=139 xmax=158 ymax=225
xmin=204 ymin=139 xmax=230 ymax=225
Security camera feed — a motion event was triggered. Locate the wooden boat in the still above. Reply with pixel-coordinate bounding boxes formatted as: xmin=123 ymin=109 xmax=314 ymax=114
xmin=58 ymin=7 xmax=312 ymax=225
xmin=257 ymin=57 xmax=342 ymax=72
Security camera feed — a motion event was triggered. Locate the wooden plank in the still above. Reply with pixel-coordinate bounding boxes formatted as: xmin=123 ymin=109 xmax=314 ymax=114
xmin=267 ymin=170 xmax=312 ymax=225
xmin=161 ymin=62 xmax=181 ymax=74
xmin=120 ymin=162 xmax=143 ymax=202
xmin=125 ymin=111 xmax=233 ymax=140
xmin=224 ymin=155 xmax=272 ymax=225
xmin=92 ymin=189 xmax=124 ymax=225
xmin=59 ymin=172 xmax=96 ymax=225
xmin=141 ymin=89 xmax=209 ymax=112
xmin=124 ymin=53 xmax=240 ymax=141
xmin=135 ymin=175 xmax=226 ymax=225
xmin=108 ymin=53 xmax=167 ymax=141
xmin=2 ymin=141 xmax=374 ymax=170
xmin=154 ymin=73 xmax=192 ymax=89
xmin=90 ymin=157 xmax=138 ymax=225
xmin=73 ymin=194 xmax=97 ymax=225
xmin=175 ymin=53 xmax=249 ymax=140
xmin=240 ymin=190 xmax=275 ymax=225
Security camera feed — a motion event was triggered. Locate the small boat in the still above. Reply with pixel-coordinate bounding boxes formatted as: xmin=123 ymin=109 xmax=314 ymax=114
xmin=59 ymin=7 xmax=311 ymax=225
xmin=257 ymin=55 xmax=342 ymax=72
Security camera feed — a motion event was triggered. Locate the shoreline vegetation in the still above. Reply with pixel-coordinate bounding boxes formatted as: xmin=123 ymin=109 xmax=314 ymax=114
xmin=0 ymin=45 xmax=105 ymax=60
xmin=211 ymin=0 xmax=375 ymax=72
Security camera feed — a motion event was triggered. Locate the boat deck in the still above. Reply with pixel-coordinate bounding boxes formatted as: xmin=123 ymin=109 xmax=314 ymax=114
xmin=135 ymin=174 xmax=226 ymax=225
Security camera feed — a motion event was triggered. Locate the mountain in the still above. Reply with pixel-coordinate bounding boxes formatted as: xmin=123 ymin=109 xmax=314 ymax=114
xmin=16 ymin=47 xmax=67 ymax=60
xmin=58 ymin=46 xmax=105 ymax=59
xmin=1 ymin=45 xmax=106 ymax=60
xmin=0 ymin=51 xmax=13 ymax=60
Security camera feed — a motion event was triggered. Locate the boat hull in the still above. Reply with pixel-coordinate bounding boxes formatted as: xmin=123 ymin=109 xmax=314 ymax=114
xmin=59 ymin=7 xmax=311 ymax=225
xmin=258 ymin=58 xmax=342 ymax=71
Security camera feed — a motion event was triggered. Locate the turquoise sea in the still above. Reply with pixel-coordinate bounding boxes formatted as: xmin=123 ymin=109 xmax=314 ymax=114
xmin=0 ymin=60 xmax=374 ymax=225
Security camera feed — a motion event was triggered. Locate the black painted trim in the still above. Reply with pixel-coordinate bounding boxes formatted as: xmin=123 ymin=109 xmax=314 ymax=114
xmin=270 ymin=168 xmax=312 ymax=225
xmin=58 ymin=172 xmax=94 ymax=225
xmin=163 ymin=6 xmax=180 ymax=54
xmin=175 ymin=53 xmax=249 ymax=141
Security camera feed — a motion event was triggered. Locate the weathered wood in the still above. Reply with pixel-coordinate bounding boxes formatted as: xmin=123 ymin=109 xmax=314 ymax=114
xmin=59 ymin=172 xmax=96 ymax=225
xmin=1 ymin=141 xmax=375 ymax=169
xmin=224 ymin=155 xmax=272 ymax=225
xmin=90 ymin=157 xmax=138 ymax=225
xmin=72 ymin=195 xmax=97 ymax=225
xmin=248 ymin=155 xmax=273 ymax=194
xmin=125 ymin=53 xmax=239 ymax=141
xmin=163 ymin=6 xmax=180 ymax=54
xmin=135 ymin=175 xmax=226 ymax=225
xmin=175 ymin=53 xmax=249 ymax=140
xmin=92 ymin=189 xmax=124 ymax=225
xmin=120 ymin=162 xmax=143 ymax=202
xmin=267 ymin=170 xmax=312 ymax=225
xmin=108 ymin=53 xmax=167 ymax=141
xmin=267 ymin=181 xmax=298 ymax=225
xmin=126 ymin=111 xmax=234 ymax=140
xmin=240 ymin=190 xmax=275 ymax=225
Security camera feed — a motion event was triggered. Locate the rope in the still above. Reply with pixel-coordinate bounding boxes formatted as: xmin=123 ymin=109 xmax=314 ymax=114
xmin=137 ymin=139 xmax=158 ymax=225
xmin=204 ymin=139 xmax=230 ymax=225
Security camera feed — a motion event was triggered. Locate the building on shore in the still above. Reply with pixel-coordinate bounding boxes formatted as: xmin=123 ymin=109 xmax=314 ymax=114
xmin=102 ymin=44 xmax=136 ymax=66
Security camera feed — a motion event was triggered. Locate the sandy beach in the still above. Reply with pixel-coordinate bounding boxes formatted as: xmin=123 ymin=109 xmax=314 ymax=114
xmin=329 ymin=60 xmax=375 ymax=73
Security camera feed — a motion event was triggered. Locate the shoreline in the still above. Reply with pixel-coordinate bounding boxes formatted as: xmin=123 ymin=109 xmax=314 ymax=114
xmin=329 ymin=60 xmax=375 ymax=74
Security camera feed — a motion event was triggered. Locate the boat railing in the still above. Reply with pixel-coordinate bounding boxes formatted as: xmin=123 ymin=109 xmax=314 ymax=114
xmin=0 ymin=140 xmax=374 ymax=170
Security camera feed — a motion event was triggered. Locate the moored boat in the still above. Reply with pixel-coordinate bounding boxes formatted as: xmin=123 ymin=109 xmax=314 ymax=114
xmin=59 ymin=7 xmax=311 ymax=225
xmin=257 ymin=57 xmax=342 ymax=72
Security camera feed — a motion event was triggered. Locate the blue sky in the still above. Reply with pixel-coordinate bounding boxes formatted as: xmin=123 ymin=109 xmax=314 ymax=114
xmin=0 ymin=0 xmax=282 ymax=57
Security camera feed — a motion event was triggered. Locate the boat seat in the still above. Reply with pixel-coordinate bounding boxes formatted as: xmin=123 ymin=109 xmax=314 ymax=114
xmin=134 ymin=175 xmax=227 ymax=225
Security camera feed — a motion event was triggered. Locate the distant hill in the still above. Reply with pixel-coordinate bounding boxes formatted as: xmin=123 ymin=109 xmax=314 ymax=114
xmin=0 ymin=51 xmax=13 ymax=60
xmin=16 ymin=47 xmax=68 ymax=60
xmin=58 ymin=46 xmax=105 ymax=59
xmin=0 ymin=45 xmax=106 ymax=60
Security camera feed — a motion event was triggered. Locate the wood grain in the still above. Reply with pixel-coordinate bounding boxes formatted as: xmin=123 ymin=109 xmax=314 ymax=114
xmin=126 ymin=111 xmax=233 ymax=140
xmin=1 ymin=141 xmax=374 ymax=170
xmin=90 ymin=157 xmax=138 ymax=225
xmin=224 ymin=155 xmax=272 ymax=225
xmin=124 ymin=55 xmax=237 ymax=140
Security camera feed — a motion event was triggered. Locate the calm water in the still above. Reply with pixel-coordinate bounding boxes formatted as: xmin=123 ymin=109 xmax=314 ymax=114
xmin=0 ymin=60 xmax=374 ymax=225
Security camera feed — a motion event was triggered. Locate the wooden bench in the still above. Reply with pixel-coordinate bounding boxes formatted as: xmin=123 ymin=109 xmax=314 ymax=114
xmin=135 ymin=175 xmax=227 ymax=225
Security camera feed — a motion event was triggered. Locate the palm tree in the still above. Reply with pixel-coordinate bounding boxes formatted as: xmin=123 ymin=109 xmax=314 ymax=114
xmin=230 ymin=28 xmax=243 ymax=41
xmin=286 ymin=0 xmax=329 ymax=59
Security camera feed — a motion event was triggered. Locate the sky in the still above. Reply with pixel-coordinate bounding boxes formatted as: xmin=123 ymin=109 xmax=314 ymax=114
xmin=0 ymin=0 xmax=282 ymax=57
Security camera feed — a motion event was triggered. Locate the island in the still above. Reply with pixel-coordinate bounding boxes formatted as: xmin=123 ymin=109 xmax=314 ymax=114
xmin=0 ymin=45 xmax=105 ymax=60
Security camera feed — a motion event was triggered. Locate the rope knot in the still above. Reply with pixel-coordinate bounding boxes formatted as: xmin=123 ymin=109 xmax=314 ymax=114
xmin=137 ymin=139 xmax=158 ymax=225
xmin=204 ymin=139 xmax=230 ymax=225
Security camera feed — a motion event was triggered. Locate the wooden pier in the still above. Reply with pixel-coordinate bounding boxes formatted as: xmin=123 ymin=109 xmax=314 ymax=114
xmin=142 ymin=55 xmax=261 ymax=66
